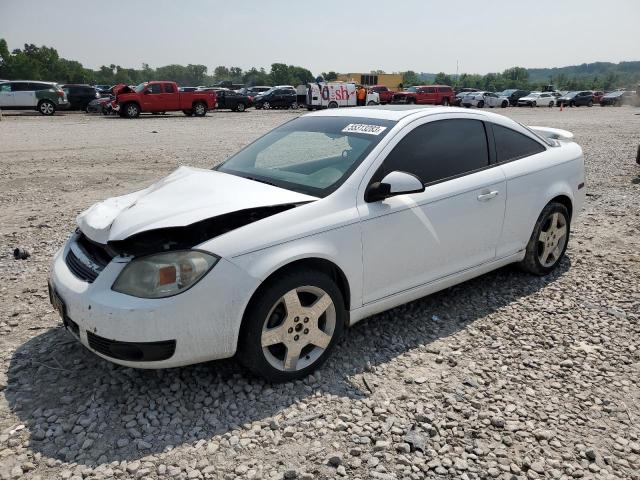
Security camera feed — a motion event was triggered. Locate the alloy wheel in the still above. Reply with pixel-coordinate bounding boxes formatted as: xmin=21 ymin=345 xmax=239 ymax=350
xmin=537 ymin=212 xmax=568 ymax=267
xmin=261 ymin=286 xmax=336 ymax=372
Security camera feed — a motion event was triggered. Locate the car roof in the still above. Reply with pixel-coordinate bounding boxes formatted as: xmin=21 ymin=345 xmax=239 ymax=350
xmin=305 ymin=105 xmax=512 ymax=122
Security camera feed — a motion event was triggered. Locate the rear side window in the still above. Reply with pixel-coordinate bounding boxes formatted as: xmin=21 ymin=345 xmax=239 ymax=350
xmin=377 ymin=119 xmax=489 ymax=185
xmin=492 ymin=124 xmax=545 ymax=163
xmin=163 ymin=83 xmax=175 ymax=93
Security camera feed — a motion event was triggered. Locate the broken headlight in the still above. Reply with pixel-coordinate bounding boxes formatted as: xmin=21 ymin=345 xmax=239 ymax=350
xmin=112 ymin=250 xmax=219 ymax=299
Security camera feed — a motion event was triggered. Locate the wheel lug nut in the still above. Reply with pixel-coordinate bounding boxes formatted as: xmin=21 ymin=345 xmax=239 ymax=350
xmin=288 ymin=327 xmax=293 ymax=333
xmin=304 ymin=328 xmax=309 ymax=334
xmin=294 ymin=335 xmax=299 ymax=341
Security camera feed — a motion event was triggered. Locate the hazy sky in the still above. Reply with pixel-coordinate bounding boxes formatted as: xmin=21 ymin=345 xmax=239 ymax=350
xmin=1 ymin=0 xmax=638 ymax=75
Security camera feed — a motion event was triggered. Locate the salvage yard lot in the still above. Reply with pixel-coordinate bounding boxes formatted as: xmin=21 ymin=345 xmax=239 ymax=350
xmin=0 ymin=107 xmax=638 ymax=479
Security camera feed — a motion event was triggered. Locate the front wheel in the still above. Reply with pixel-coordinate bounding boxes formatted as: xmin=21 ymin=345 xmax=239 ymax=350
xmin=237 ymin=269 xmax=346 ymax=382
xmin=520 ymin=202 xmax=570 ymax=276
xmin=193 ymin=102 xmax=207 ymax=117
xmin=38 ymin=100 xmax=56 ymax=116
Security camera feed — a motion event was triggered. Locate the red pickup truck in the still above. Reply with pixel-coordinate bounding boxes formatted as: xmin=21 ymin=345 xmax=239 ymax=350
xmin=392 ymin=85 xmax=454 ymax=106
xmin=112 ymin=81 xmax=217 ymax=118
xmin=368 ymin=85 xmax=394 ymax=104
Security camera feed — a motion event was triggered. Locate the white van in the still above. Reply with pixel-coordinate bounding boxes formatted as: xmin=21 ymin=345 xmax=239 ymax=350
xmin=306 ymin=82 xmax=379 ymax=109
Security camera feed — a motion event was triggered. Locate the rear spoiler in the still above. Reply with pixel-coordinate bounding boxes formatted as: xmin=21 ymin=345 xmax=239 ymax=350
xmin=528 ymin=126 xmax=574 ymax=141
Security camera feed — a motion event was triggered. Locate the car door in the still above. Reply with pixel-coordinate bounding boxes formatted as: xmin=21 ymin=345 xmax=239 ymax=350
xmin=11 ymin=82 xmax=36 ymax=108
xmin=0 ymin=83 xmax=14 ymax=107
xmin=358 ymin=116 xmax=506 ymax=304
xmin=161 ymin=83 xmax=180 ymax=110
xmin=141 ymin=83 xmax=163 ymax=111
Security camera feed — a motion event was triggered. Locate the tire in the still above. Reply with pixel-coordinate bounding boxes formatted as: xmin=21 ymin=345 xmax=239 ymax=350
xmin=501 ymin=101 xmax=508 ymax=108
xmin=477 ymin=100 xmax=484 ymax=108
xmin=290 ymin=102 xmax=298 ymax=110
xmin=183 ymin=109 xmax=193 ymax=116
xmin=520 ymin=202 xmax=570 ymax=276
xmin=262 ymin=101 xmax=270 ymax=110
xmin=441 ymin=97 xmax=450 ymax=106
xmin=236 ymin=102 xmax=246 ymax=112
xmin=124 ymin=102 xmax=139 ymax=118
xmin=237 ymin=269 xmax=346 ymax=382
xmin=328 ymin=101 xmax=338 ymax=108
xmin=38 ymin=100 xmax=56 ymax=116
xmin=193 ymin=102 xmax=207 ymax=117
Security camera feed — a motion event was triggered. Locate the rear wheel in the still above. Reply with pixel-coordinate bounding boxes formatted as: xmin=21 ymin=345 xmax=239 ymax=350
xmin=237 ymin=269 xmax=346 ymax=382
xmin=520 ymin=202 xmax=570 ymax=276
xmin=193 ymin=102 xmax=207 ymax=116
xmin=38 ymin=100 xmax=56 ymax=116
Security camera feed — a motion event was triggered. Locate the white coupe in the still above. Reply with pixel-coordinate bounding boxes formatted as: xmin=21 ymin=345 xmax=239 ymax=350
xmin=49 ymin=106 xmax=585 ymax=381
xmin=461 ymin=91 xmax=509 ymax=108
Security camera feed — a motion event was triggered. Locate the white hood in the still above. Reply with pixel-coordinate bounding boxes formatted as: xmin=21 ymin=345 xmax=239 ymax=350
xmin=77 ymin=166 xmax=318 ymax=244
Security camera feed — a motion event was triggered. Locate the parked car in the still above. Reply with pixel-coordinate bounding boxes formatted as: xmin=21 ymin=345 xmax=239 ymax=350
xmin=112 ymin=81 xmax=217 ymax=118
xmin=61 ymin=84 xmax=99 ymax=111
xmin=498 ymin=89 xmax=530 ymax=106
xmin=49 ymin=106 xmax=585 ymax=381
xmin=0 ymin=80 xmax=69 ymax=115
xmin=254 ymin=87 xmax=299 ymax=109
xmin=368 ymin=85 xmax=394 ymax=104
xmin=215 ymin=89 xmax=253 ymax=112
xmin=600 ymin=90 xmax=633 ymax=106
xmin=461 ymin=91 xmax=509 ymax=108
xmin=392 ymin=85 xmax=454 ymax=106
xmin=555 ymin=91 xmax=594 ymax=107
xmin=517 ymin=92 xmax=556 ymax=107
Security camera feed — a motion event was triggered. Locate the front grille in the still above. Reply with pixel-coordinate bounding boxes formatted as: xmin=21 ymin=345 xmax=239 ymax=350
xmin=65 ymin=249 xmax=100 ymax=283
xmin=65 ymin=233 xmax=114 ymax=283
xmin=87 ymin=332 xmax=176 ymax=362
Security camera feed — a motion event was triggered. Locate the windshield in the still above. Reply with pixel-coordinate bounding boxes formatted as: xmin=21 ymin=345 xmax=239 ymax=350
xmin=134 ymin=83 xmax=147 ymax=93
xmin=217 ymin=116 xmax=396 ymax=197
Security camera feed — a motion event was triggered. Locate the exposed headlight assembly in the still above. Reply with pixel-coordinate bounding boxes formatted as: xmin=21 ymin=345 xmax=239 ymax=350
xmin=112 ymin=250 xmax=219 ymax=299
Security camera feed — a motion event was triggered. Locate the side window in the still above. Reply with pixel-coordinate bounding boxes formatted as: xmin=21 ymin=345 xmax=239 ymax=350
xmin=11 ymin=82 xmax=31 ymax=92
xmin=163 ymin=83 xmax=175 ymax=93
xmin=376 ymin=119 xmax=489 ymax=185
xmin=148 ymin=84 xmax=162 ymax=94
xmin=492 ymin=124 xmax=545 ymax=163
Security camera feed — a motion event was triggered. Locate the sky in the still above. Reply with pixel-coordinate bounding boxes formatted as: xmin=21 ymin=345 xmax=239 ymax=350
xmin=1 ymin=0 xmax=639 ymax=75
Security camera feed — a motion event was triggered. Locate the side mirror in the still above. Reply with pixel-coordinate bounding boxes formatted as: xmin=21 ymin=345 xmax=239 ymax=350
xmin=365 ymin=171 xmax=425 ymax=202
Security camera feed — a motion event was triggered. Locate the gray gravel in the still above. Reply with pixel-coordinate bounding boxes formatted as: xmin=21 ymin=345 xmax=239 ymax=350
xmin=0 ymin=107 xmax=639 ymax=479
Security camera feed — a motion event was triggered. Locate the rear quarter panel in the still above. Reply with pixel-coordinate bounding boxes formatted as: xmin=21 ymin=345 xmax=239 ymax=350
xmin=497 ymin=141 xmax=585 ymax=258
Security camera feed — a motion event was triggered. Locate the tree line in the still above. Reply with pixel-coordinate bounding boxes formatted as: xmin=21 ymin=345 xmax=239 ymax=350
xmin=1 ymin=39 xmax=638 ymax=91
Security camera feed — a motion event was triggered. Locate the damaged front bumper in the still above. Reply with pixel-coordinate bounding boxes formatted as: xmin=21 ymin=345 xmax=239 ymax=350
xmin=48 ymin=235 xmax=260 ymax=368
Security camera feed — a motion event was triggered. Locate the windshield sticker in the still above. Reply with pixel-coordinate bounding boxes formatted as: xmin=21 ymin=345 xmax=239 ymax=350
xmin=342 ymin=124 xmax=387 ymax=136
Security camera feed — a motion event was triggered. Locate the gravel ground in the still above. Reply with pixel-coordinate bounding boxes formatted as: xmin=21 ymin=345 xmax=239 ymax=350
xmin=0 ymin=106 xmax=638 ymax=480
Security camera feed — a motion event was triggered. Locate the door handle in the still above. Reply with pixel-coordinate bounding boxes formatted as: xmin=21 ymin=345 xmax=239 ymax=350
xmin=477 ymin=190 xmax=499 ymax=201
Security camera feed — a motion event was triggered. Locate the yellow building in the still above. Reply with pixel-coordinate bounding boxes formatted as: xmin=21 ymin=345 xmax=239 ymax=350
xmin=336 ymin=73 xmax=404 ymax=91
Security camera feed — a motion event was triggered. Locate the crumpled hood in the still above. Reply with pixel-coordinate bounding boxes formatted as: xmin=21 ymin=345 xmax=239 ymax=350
xmin=77 ymin=166 xmax=318 ymax=244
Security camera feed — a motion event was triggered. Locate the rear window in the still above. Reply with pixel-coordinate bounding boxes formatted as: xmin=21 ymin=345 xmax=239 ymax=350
xmin=493 ymin=124 xmax=546 ymax=163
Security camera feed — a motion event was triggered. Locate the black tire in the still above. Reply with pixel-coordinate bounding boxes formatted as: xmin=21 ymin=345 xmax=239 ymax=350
xmin=124 ymin=102 xmax=140 ymax=118
xmin=38 ymin=100 xmax=56 ymax=116
xmin=183 ymin=109 xmax=193 ymax=116
xmin=237 ymin=269 xmax=346 ymax=382
xmin=477 ymin=100 xmax=484 ymax=108
xmin=193 ymin=102 xmax=207 ymax=117
xmin=520 ymin=202 xmax=570 ymax=276
xmin=236 ymin=102 xmax=246 ymax=112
